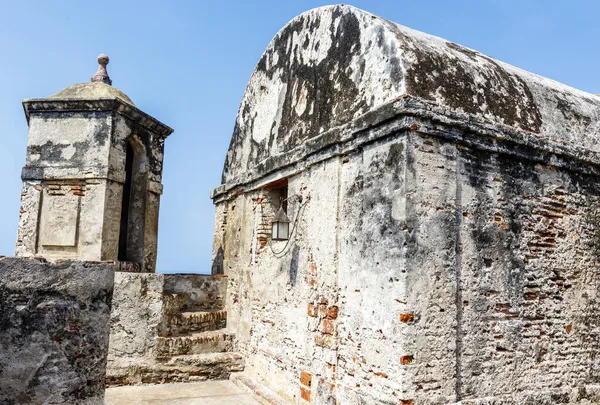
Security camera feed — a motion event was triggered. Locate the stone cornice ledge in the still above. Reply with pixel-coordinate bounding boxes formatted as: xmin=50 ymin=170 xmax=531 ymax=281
xmin=22 ymin=98 xmax=174 ymax=138
xmin=212 ymin=95 xmax=600 ymax=202
xmin=21 ymin=166 xmax=164 ymax=195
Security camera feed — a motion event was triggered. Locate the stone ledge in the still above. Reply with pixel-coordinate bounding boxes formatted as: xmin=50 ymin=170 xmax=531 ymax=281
xmin=22 ymin=98 xmax=173 ymax=138
xmin=212 ymin=96 xmax=600 ymax=202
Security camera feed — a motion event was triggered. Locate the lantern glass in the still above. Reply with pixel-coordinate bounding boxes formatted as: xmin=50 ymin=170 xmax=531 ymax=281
xmin=272 ymin=220 xmax=290 ymax=240
xmin=279 ymin=221 xmax=289 ymax=239
xmin=272 ymin=207 xmax=291 ymax=240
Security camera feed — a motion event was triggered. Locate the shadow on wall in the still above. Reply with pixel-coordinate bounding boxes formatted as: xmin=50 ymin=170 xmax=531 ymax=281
xmin=289 ymin=245 xmax=299 ymax=286
xmin=212 ymin=246 xmax=224 ymax=275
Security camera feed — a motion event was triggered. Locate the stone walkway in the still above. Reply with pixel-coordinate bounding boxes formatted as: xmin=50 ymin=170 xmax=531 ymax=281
xmin=105 ymin=380 xmax=261 ymax=405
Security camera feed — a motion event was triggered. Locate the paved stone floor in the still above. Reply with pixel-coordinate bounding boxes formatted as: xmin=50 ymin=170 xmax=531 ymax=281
xmin=105 ymin=380 xmax=261 ymax=405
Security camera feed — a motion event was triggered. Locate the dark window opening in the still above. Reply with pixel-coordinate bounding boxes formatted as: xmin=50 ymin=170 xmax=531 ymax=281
xmin=118 ymin=142 xmax=134 ymax=261
xmin=263 ymin=178 xmax=288 ymax=212
xmin=279 ymin=186 xmax=288 ymax=214
xmin=263 ymin=178 xmax=290 ymax=241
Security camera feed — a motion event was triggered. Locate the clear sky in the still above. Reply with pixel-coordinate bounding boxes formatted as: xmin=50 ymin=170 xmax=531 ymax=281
xmin=0 ymin=0 xmax=598 ymax=273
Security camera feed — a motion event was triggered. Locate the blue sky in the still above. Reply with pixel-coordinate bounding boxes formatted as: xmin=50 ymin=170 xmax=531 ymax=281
xmin=0 ymin=1 xmax=598 ymax=273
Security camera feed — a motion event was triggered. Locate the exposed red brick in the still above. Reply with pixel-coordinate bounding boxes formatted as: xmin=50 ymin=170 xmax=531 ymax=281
xmin=300 ymin=386 xmax=311 ymax=402
xmin=399 ymin=313 xmax=414 ymax=323
xmin=565 ymin=324 xmax=573 ymax=334
xmin=308 ymin=303 xmax=318 ymax=318
xmin=322 ymin=319 xmax=335 ymax=335
xmin=300 ymin=371 xmax=312 ymax=387
xmin=400 ymin=400 xmax=414 ymax=405
xmin=327 ymin=306 xmax=338 ymax=319
xmin=374 ymin=371 xmax=388 ymax=378
xmin=400 ymin=355 xmax=414 ymax=365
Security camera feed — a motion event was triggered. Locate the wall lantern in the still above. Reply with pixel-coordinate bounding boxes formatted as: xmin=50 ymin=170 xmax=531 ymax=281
xmin=272 ymin=207 xmax=291 ymax=241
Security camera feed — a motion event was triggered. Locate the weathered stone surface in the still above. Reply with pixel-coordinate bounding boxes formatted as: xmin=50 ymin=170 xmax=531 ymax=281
xmin=0 ymin=257 xmax=115 ymax=404
xmin=107 ymin=272 xmax=165 ymax=375
xmin=161 ymin=310 xmax=228 ymax=337
xmin=38 ymin=188 xmax=80 ymax=247
xmin=211 ymin=5 xmax=600 ymax=405
xmin=215 ymin=4 xmax=600 ymax=200
xmin=17 ymin=81 xmax=173 ymax=272
xmin=107 ymin=352 xmax=245 ymax=386
xmin=156 ymin=330 xmax=236 ymax=357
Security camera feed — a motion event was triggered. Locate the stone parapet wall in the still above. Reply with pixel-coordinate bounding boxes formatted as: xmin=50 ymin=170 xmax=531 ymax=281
xmin=0 ymin=257 xmax=115 ymax=405
xmin=107 ymin=271 xmax=166 ymax=381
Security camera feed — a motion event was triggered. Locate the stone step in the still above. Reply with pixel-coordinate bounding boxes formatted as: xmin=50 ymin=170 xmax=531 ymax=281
xmin=163 ymin=292 xmax=191 ymax=313
xmin=155 ymin=330 xmax=235 ymax=357
xmin=232 ymin=374 xmax=293 ymax=405
xmin=106 ymin=352 xmax=245 ymax=387
xmin=163 ymin=292 xmax=224 ymax=313
xmin=159 ymin=310 xmax=228 ymax=337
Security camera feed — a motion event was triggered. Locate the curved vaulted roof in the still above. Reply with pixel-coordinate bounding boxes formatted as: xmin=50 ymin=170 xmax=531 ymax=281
xmin=218 ymin=4 xmax=599 ymax=192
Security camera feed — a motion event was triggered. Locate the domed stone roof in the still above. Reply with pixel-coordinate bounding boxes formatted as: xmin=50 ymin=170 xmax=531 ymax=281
xmin=48 ymin=54 xmax=134 ymax=105
xmin=49 ymin=81 xmax=135 ymax=106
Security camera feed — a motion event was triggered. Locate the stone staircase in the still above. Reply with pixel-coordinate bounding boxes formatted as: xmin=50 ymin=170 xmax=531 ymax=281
xmin=106 ymin=274 xmax=244 ymax=386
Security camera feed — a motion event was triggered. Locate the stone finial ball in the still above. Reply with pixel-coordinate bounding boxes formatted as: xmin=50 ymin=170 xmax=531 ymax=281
xmin=97 ymin=54 xmax=109 ymax=66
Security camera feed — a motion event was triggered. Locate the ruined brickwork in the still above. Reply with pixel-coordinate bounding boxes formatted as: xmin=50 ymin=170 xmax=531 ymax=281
xmin=0 ymin=258 xmax=115 ymax=404
xmin=212 ymin=5 xmax=600 ymax=404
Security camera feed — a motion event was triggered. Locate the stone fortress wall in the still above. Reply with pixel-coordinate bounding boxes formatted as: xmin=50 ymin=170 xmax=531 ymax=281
xmin=211 ymin=5 xmax=600 ymax=404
